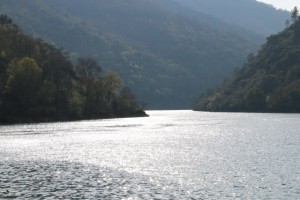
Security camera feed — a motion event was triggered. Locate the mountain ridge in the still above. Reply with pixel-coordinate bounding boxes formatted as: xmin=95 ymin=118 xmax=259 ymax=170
xmin=173 ymin=0 xmax=290 ymax=36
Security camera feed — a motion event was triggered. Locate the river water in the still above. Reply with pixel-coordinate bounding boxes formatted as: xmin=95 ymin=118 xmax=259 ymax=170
xmin=0 ymin=110 xmax=299 ymax=199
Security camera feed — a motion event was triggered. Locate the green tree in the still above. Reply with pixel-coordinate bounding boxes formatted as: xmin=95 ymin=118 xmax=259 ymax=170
xmin=115 ymin=87 xmax=138 ymax=114
xmin=38 ymin=80 xmax=56 ymax=115
xmin=68 ymin=89 xmax=85 ymax=118
xmin=4 ymin=57 xmax=43 ymax=115
xmin=102 ymin=70 xmax=122 ymax=105
xmin=76 ymin=57 xmax=103 ymax=116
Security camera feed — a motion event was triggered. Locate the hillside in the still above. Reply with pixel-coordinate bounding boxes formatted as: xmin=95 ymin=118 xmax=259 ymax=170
xmin=0 ymin=0 xmax=259 ymax=109
xmin=0 ymin=15 xmax=146 ymax=124
xmin=174 ymin=0 xmax=290 ymax=36
xmin=194 ymin=16 xmax=300 ymax=113
xmin=150 ymin=0 xmax=264 ymax=44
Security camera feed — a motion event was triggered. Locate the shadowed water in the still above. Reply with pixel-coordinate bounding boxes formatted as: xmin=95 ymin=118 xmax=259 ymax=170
xmin=0 ymin=111 xmax=300 ymax=199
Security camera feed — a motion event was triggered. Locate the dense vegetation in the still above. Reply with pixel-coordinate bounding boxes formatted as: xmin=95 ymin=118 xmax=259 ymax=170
xmin=0 ymin=0 xmax=260 ymax=109
xmin=0 ymin=15 xmax=146 ymax=124
xmin=174 ymin=0 xmax=289 ymax=36
xmin=195 ymin=10 xmax=300 ymax=113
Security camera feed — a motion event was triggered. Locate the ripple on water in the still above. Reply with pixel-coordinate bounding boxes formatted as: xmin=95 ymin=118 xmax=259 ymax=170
xmin=1 ymin=111 xmax=300 ymax=199
xmin=0 ymin=160 xmax=200 ymax=199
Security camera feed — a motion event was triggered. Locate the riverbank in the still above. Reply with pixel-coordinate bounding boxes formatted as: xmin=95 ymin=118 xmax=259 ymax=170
xmin=0 ymin=109 xmax=148 ymax=125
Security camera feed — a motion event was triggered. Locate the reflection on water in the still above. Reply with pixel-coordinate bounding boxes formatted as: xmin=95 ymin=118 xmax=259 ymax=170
xmin=0 ymin=110 xmax=300 ymax=199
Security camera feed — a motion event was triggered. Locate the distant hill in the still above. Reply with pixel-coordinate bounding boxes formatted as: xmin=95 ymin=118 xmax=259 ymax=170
xmin=1 ymin=0 xmax=260 ymax=109
xmin=149 ymin=0 xmax=265 ymax=44
xmin=174 ymin=0 xmax=290 ymax=36
xmin=194 ymin=17 xmax=300 ymax=113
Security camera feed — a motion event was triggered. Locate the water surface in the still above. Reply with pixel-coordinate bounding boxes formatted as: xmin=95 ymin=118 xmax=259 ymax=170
xmin=1 ymin=111 xmax=299 ymax=199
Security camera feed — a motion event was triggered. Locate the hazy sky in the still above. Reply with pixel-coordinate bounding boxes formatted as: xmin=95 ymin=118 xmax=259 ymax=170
xmin=257 ymin=0 xmax=300 ymax=11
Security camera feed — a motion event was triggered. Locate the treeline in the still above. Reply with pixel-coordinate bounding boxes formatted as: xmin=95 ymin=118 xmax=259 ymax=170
xmin=194 ymin=9 xmax=300 ymax=113
xmin=0 ymin=15 xmax=146 ymax=124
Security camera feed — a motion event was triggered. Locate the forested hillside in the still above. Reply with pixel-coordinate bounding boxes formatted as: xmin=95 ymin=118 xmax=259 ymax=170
xmin=0 ymin=15 xmax=146 ymax=124
xmin=195 ymin=12 xmax=300 ymax=113
xmin=150 ymin=0 xmax=264 ymax=44
xmin=174 ymin=0 xmax=289 ymax=36
xmin=0 ymin=0 xmax=259 ymax=109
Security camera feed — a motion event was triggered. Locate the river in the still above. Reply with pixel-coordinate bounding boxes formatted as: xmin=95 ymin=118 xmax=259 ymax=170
xmin=0 ymin=110 xmax=299 ymax=199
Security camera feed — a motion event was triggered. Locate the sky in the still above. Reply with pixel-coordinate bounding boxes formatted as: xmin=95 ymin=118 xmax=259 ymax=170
xmin=257 ymin=0 xmax=300 ymax=11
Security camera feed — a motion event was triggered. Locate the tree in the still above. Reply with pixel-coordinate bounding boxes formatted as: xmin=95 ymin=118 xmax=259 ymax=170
xmin=76 ymin=57 xmax=102 ymax=81
xmin=68 ymin=89 xmax=85 ymax=118
xmin=4 ymin=57 xmax=43 ymax=115
xmin=38 ymin=80 xmax=56 ymax=115
xmin=76 ymin=58 xmax=103 ymax=116
xmin=102 ymin=70 xmax=122 ymax=105
xmin=291 ymin=6 xmax=299 ymax=23
xmin=0 ymin=15 xmax=13 ymax=25
xmin=115 ymin=87 xmax=137 ymax=114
